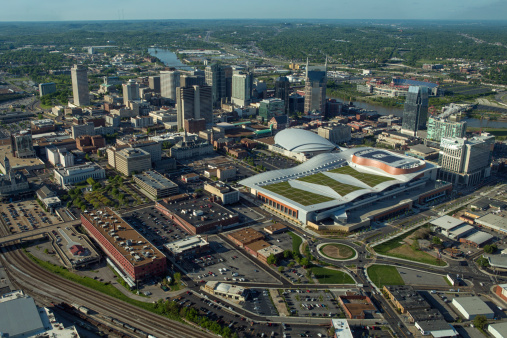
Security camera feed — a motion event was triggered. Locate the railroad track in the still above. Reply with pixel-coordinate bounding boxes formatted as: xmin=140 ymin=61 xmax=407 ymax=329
xmin=1 ymin=248 xmax=214 ymax=338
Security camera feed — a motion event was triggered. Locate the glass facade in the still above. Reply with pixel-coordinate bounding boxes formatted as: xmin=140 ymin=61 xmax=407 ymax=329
xmin=401 ymin=86 xmax=428 ymax=135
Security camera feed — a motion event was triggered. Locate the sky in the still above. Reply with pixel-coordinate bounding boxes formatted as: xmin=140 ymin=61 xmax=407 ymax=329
xmin=1 ymin=0 xmax=506 ymax=21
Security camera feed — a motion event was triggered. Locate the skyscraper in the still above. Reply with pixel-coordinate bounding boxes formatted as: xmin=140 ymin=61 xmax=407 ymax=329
xmin=427 ymin=117 xmax=467 ymax=142
xmin=231 ymin=72 xmax=253 ymax=107
xmin=180 ymin=74 xmax=205 ymax=87
xmin=274 ymin=76 xmax=290 ymax=114
xmin=438 ymin=133 xmax=494 ymax=186
xmin=401 ymin=86 xmax=429 ymax=136
xmin=176 ymin=85 xmax=213 ymax=131
xmin=304 ymin=58 xmax=327 ymax=114
xmin=205 ymin=64 xmax=227 ymax=107
xmin=148 ymin=76 xmax=161 ymax=94
xmin=71 ymin=64 xmax=90 ymax=106
xmin=122 ymin=79 xmax=140 ymax=105
xmin=160 ymin=70 xmax=180 ymax=101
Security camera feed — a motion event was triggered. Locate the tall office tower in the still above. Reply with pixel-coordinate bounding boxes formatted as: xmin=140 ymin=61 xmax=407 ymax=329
xmin=160 ymin=70 xmax=180 ymax=101
xmin=180 ymin=74 xmax=205 ymax=88
xmin=148 ymin=76 xmax=161 ymax=93
xmin=438 ymin=133 xmax=495 ymax=186
xmin=205 ymin=64 xmax=227 ymax=107
xmin=71 ymin=64 xmax=90 ymax=106
xmin=401 ymin=86 xmax=429 ymax=136
xmin=122 ymin=79 xmax=140 ymax=105
xmin=274 ymin=76 xmax=290 ymax=114
xmin=231 ymin=72 xmax=253 ymax=107
xmin=224 ymin=66 xmax=233 ymax=100
xmin=303 ymin=58 xmax=327 ymax=114
xmin=176 ymin=85 xmax=213 ymax=131
xmin=427 ymin=117 xmax=467 ymax=142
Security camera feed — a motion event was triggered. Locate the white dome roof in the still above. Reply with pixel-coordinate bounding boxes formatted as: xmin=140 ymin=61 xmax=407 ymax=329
xmin=274 ymin=129 xmax=336 ymax=153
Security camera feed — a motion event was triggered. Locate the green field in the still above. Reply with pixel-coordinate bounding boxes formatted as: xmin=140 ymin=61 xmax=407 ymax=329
xmin=310 ymin=267 xmax=354 ymax=284
xmin=328 ymin=166 xmax=394 ymax=187
xmin=263 ymin=181 xmax=333 ymax=206
xmin=367 ymin=265 xmax=405 ymax=288
xmin=288 ymin=232 xmax=303 ymax=253
xmin=297 ymin=173 xmax=362 ymax=196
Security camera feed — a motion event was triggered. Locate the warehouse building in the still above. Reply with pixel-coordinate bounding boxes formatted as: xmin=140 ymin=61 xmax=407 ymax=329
xmin=263 ymin=223 xmax=288 ymax=235
xmin=133 ymin=170 xmax=179 ymax=200
xmin=81 ymin=207 xmax=166 ymax=282
xmin=488 ymin=322 xmax=507 ymax=338
xmin=227 ymin=228 xmax=265 ymax=248
xmin=452 ymin=297 xmax=494 ymax=320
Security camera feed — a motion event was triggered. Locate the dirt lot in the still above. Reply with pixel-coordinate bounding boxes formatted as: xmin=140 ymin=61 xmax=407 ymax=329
xmin=321 ymin=244 xmax=355 ymax=259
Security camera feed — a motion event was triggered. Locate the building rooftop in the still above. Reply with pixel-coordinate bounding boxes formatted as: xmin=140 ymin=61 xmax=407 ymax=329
xmin=0 ymin=291 xmax=44 ymax=337
xmin=228 ymin=228 xmax=265 ymax=245
xmin=488 ymin=322 xmax=507 ymax=338
xmin=206 ymin=281 xmax=247 ymax=297
xmin=430 ymin=215 xmax=464 ymax=231
xmin=464 ymin=231 xmax=494 ymax=246
xmin=486 ymin=255 xmax=507 ymax=269
xmin=476 ymin=213 xmax=507 ymax=233
xmin=409 ymin=144 xmax=439 ymax=155
xmin=263 ymin=223 xmax=287 ymax=233
xmin=452 ymin=297 xmax=493 ymax=315
xmin=331 ymin=319 xmax=353 ymax=338
xmin=134 ymin=171 xmax=178 ymax=190
xmin=0 ymin=144 xmax=44 ymax=170
xmin=448 ymin=224 xmax=474 ymax=237
xmin=116 ymin=147 xmax=150 ymax=159
xmin=55 ymin=162 xmax=103 ymax=177
xmin=81 ymin=207 xmax=164 ymax=267
xmin=164 ymin=235 xmax=209 ymax=255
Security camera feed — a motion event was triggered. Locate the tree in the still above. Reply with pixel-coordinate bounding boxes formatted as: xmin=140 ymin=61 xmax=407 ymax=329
xmin=278 ymin=266 xmax=284 ymax=272
xmin=300 ymin=257 xmax=310 ymax=268
xmin=473 ymin=315 xmax=488 ymax=330
xmin=477 ymin=256 xmax=490 ymax=268
xmin=432 ymin=236 xmax=442 ymax=245
xmin=266 ymin=254 xmax=277 ymax=265
xmin=484 ymin=244 xmax=498 ymax=254
xmin=283 ymin=250 xmax=292 ymax=259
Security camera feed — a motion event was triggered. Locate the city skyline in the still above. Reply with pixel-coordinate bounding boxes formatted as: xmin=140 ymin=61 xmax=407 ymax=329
xmin=1 ymin=0 xmax=507 ymax=21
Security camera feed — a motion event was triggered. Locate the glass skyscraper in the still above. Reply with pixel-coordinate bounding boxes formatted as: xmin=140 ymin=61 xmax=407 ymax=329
xmin=401 ymin=86 xmax=428 ymax=136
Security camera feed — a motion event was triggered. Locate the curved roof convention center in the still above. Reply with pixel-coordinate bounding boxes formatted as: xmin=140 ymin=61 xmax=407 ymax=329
xmin=274 ymin=129 xmax=336 ymax=153
xmin=239 ymin=147 xmax=437 ymax=213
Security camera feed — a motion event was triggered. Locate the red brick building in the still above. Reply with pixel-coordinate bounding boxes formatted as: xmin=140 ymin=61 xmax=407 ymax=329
xmin=495 ymin=284 xmax=507 ymax=302
xmin=185 ymin=118 xmax=206 ymax=134
xmin=227 ymin=228 xmax=265 ymax=248
xmin=338 ymin=294 xmax=376 ymax=319
xmin=76 ymin=135 xmax=106 ymax=153
xmin=81 ymin=208 xmax=166 ymax=282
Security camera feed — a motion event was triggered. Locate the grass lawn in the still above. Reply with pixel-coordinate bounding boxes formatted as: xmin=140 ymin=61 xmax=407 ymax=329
xmin=288 ymin=232 xmax=303 ymax=253
xmin=297 ymin=173 xmax=362 ymax=196
xmin=263 ymin=181 xmax=334 ymax=206
xmin=310 ymin=267 xmax=354 ymax=284
xmin=367 ymin=265 xmax=405 ymax=288
xmin=467 ymin=127 xmax=507 ymax=138
xmin=319 ymin=244 xmax=356 ymax=260
xmin=328 ymin=166 xmax=394 ymax=187
xmin=374 ymin=229 xmax=446 ymax=266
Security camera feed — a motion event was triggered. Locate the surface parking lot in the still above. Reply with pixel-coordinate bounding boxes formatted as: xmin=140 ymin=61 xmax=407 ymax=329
xmin=282 ymin=289 xmax=343 ymax=318
xmin=181 ymin=236 xmax=279 ymax=284
xmin=0 ymin=200 xmax=62 ymax=234
xmin=243 ymin=289 xmax=278 ymax=316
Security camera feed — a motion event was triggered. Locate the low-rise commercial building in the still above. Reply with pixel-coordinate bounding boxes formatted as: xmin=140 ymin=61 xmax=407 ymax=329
xmin=204 ymin=182 xmax=239 ymax=205
xmin=338 ymin=295 xmax=376 ymax=319
xmin=227 ymin=228 xmax=265 ymax=248
xmin=263 ymin=223 xmax=288 ymax=235
xmin=81 ymin=207 xmax=166 ymax=282
xmin=164 ymin=235 xmax=210 ymax=260
xmin=133 ymin=170 xmax=179 ymax=200
xmin=331 ymin=319 xmax=353 ymax=338
xmin=54 ymin=162 xmax=105 ymax=187
xmin=203 ymin=281 xmax=249 ymax=302
xmin=488 ymin=322 xmax=507 ymax=338
xmin=452 ymin=297 xmax=494 ymax=320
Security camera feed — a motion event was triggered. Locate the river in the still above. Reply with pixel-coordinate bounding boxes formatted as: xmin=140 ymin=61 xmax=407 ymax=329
xmin=329 ymin=96 xmax=507 ymax=129
xmin=147 ymin=48 xmax=193 ymax=71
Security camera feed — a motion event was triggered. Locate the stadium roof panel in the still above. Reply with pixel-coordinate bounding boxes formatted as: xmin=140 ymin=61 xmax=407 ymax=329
xmin=274 ymin=129 xmax=336 ymax=153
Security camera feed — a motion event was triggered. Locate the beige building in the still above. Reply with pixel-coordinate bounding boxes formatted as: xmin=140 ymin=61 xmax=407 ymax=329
xmin=110 ymin=147 xmax=151 ymax=176
xmin=204 ymin=182 xmax=239 ymax=205
xmin=203 ymin=281 xmax=248 ymax=302
xmin=318 ymin=123 xmax=351 ymax=144
xmin=71 ymin=64 xmax=90 ymax=106
xmin=133 ymin=170 xmax=179 ymax=200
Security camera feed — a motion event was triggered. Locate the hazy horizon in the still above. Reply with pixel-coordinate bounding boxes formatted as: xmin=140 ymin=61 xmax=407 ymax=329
xmin=2 ymin=0 xmax=507 ymax=22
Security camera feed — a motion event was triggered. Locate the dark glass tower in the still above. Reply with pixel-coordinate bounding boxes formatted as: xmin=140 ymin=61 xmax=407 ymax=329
xmin=401 ymin=86 xmax=429 ymax=136
xmin=275 ymin=76 xmax=290 ymax=114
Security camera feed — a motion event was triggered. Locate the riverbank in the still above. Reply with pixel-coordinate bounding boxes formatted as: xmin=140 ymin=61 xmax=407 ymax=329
xmin=467 ymin=127 xmax=507 ymax=138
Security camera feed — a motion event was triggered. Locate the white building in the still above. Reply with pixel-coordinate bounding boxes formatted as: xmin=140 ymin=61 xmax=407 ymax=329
xmin=149 ymin=110 xmax=177 ymax=124
xmin=46 ymin=146 xmax=75 ymax=168
xmin=131 ymin=116 xmax=153 ymax=128
xmin=452 ymin=297 xmax=494 ymax=320
xmin=488 ymin=322 xmax=507 ymax=338
xmin=331 ymin=319 xmax=353 ymax=338
xmin=54 ymin=162 xmax=105 ymax=187
xmin=122 ymin=79 xmax=140 ymax=105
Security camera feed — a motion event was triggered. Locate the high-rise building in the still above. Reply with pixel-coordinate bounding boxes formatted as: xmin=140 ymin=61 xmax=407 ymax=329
xmin=258 ymin=98 xmax=285 ymax=122
xmin=176 ymin=85 xmax=213 ymax=131
xmin=274 ymin=77 xmax=290 ymax=114
xmin=231 ymin=72 xmax=253 ymax=107
xmin=11 ymin=131 xmax=35 ymax=158
xmin=427 ymin=117 xmax=467 ymax=142
xmin=71 ymin=64 xmax=90 ymax=106
xmin=401 ymin=86 xmax=429 ymax=136
xmin=289 ymin=94 xmax=305 ymax=115
xmin=148 ymin=76 xmax=161 ymax=94
xmin=180 ymin=74 xmax=205 ymax=87
xmin=39 ymin=82 xmax=57 ymax=97
xmin=122 ymin=79 xmax=140 ymax=105
xmin=205 ymin=64 xmax=227 ymax=107
xmin=304 ymin=59 xmax=327 ymax=114
xmin=438 ymin=133 xmax=495 ymax=186
xmin=160 ymin=70 xmax=180 ymax=101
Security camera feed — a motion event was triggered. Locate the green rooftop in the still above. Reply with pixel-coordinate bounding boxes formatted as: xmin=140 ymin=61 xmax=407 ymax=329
xmin=297 ymin=172 xmax=362 ymax=197
xmin=328 ymin=166 xmax=395 ymax=187
xmin=263 ymin=181 xmax=334 ymax=206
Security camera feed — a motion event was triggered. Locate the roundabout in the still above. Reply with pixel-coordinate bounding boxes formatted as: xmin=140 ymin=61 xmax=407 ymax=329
xmin=317 ymin=243 xmax=357 ymax=261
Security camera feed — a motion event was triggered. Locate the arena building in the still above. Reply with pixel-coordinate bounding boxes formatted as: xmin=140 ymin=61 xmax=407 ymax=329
xmin=267 ymin=128 xmax=338 ymax=161
xmin=240 ymin=147 xmax=450 ymax=232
